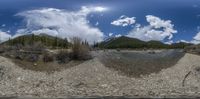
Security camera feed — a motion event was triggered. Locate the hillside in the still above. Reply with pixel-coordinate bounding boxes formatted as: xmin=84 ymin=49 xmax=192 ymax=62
xmin=99 ymin=36 xmax=168 ymax=49
xmin=171 ymin=42 xmax=193 ymax=49
xmin=146 ymin=40 xmax=170 ymax=48
xmin=2 ymin=34 xmax=69 ymax=48
xmin=98 ymin=36 xmax=193 ymax=49
xmin=99 ymin=36 xmax=146 ymax=49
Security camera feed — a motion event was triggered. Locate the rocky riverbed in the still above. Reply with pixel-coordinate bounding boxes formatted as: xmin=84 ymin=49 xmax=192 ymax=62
xmin=0 ymin=50 xmax=200 ymax=98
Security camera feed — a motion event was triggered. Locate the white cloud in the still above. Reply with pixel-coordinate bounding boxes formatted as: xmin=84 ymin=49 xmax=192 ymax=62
xmin=177 ymin=40 xmax=190 ymax=43
xmin=164 ymin=40 xmax=174 ymax=45
xmin=95 ymin=22 xmax=99 ymax=26
xmin=127 ymin=15 xmax=177 ymax=41
xmin=190 ymin=32 xmax=200 ymax=44
xmin=15 ymin=6 xmax=106 ymax=44
xmin=115 ymin=34 xmax=122 ymax=38
xmin=0 ymin=30 xmax=11 ymax=42
xmin=111 ymin=15 xmax=136 ymax=27
xmin=190 ymin=40 xmax=200 ymax=44
xmin=193 ymin=32 xmax=200 ymax=41
xmin=108 ymin=33 xmax=113 ymax=37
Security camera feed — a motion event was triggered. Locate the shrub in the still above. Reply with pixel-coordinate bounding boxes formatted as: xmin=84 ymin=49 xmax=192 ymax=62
xmin=56 ymin=50 xmax=70 ymax=64
xmin=25 ymin=54 xmax=39 ymax=62
xmin=71 ymin=37 xmax=91 ymax=60
xmin=15 ymin=53 xmax=24 ymax=60
xmin=43 ymin=53 xmax=54 ymax=62
xmin=23 ymin=42 xmax=44 ymax=53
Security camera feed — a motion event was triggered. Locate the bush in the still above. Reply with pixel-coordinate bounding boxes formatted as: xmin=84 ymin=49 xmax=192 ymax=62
xmin=56 ymin=50 xmax=70 ymax=64
xmin=15 ymin=53 xmax=24 ymax=60
xmin=71 ymin=37 xmax=91 ymax=60
xmin=43 ymin=53 xmax=54 ymax=62
xmin=23 ymin=42 xmax=44 ymax=53
xmin=25 ymin=54 xmax=39 ymax=62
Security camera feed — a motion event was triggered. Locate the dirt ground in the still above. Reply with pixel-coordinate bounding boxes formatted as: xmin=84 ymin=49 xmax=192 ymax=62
xmin=12 ymin=59 xmax=84 ymax=73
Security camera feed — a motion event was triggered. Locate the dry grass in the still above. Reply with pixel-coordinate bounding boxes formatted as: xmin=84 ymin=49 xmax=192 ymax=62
xmin=0 ymin=37 xmax=93 ymax=72
xmin=56 ymin=50 xmax=70 ymax=64
xmin=71 ymin=37 xmax=92 ymax=60
xmin=43 ymin=52 xmax=54 ymax=63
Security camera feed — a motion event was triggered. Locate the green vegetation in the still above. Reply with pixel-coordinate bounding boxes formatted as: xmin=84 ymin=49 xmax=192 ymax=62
xmin=99 ymin=36 xmax=146 ymax=49
xmin=184 ymin=44 xmax=200 ymax=54
xmin=0 ymin=35 xmax=92 ymax=65
xmin=5 ymin=34 xmax=69 ymax=49
xmin=97 ymin=36 xmax=193 ymax=49
xmin=71 ymin=37 xmax=91 ymax=60
xmin=171 ymin=42 xmax=193 ymax=49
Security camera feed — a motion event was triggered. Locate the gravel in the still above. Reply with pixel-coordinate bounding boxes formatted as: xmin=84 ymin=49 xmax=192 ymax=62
xmin=0 ymin=52 xmax=200 ymax=98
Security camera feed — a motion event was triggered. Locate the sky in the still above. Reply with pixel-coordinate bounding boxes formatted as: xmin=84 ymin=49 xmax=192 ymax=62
xmin=0 ymin=0 xmax=200 ymax=44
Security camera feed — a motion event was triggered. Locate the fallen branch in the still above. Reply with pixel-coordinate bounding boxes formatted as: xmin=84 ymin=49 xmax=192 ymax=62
xmin=182 ymin=71 xmax=192 ymax=87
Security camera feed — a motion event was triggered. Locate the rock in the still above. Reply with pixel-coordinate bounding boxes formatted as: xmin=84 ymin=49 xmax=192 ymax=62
xmin=33 ymin=63 xmax=37 ymax=66
xmin=101 ymin=84 xmax=109 ymax=88
xmin=0 ymin=66 xmax=5 ymax=80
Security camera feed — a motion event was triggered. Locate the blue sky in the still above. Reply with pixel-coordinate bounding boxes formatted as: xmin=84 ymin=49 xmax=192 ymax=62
xmin=0 ymin=0 xmax=200 ymax=44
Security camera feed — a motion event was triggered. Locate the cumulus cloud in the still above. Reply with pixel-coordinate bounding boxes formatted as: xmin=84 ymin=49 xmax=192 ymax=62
xmin=190 ymin=40 xmax=200 ymax=44
xmin=15 ymin=6 xmax=106 ymax=44
xmin=190 ymin=32 xmax=200 ymax=44
xmin=0 ymin=30 xmax=11 ymax=42
xmin=164 ymin=40 xmax=174 ymax=45
xmin=127 ymin=15 xmax=177 ymax=41
xmin=95 ymin=22 xmax=99 ymax=26
xmin=193 ymin=32 xmax=200 ymax=41
xmin=177 ymin=40 xmax=190 ymax=43
xmin=115 ymin=34 xmax=122 ymax=38
xmin=108 ymin=33 xmax=113 ymax=37
xmin=111 ymin=15 xmax=136 ymax=27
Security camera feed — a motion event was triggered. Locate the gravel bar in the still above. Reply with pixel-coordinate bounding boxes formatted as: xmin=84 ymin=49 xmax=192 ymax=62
xmin=0 ymin=53 xmax=200 ymax=98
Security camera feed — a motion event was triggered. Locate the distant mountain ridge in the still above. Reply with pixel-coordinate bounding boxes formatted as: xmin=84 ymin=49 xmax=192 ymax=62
xmin=99 ymin=36 xmax=192 ymax=49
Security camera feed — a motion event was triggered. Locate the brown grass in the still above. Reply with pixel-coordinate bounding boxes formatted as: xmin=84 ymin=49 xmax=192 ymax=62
xmin=71 ymin=37 xmax=91 ymax=60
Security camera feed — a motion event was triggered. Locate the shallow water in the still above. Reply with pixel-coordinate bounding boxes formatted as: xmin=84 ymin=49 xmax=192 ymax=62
xmin=97 ymin=49 xmax=185 ymax=77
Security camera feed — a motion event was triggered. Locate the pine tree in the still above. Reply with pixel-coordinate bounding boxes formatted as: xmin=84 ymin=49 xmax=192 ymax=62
xmin=63 ymin=38 xmax=68 ymax=48
xmin=53 ymin=36 xmax=58 ymax=48
xmin=31 ymin=34 xmax=35 ymax=45
xmin=8 ymin=37 xmax=11 ymax=45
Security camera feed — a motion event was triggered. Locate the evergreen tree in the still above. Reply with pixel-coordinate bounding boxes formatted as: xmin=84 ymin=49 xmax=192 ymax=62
xmin=31 ymin=34 xmax=35 ymax=45
xmin=63 ymin=38 xmax=68 ymax=48
xmin=8 ymin=37 xmax=11 ymax=45
xmin=53 ymin=36 xmax=58 ymax=48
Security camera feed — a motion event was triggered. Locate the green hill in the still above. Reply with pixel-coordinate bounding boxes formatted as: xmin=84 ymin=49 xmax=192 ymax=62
xmin=99 ymin=36 xmax=146 ymax=49
xmin=98 ymin=36 xmax=192 ymax=49
xmin=171 ymin=42 xmax=193 ymax=49
xmin=2 ymin=34 xmax=69 ymax=48
xmin=146 ymin=40 xmax=170 ymax=48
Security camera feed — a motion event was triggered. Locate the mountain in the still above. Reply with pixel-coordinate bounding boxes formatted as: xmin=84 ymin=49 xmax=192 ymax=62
xmin=98 ymin=36 xmax=192 ymax=49
xmin=99 ymin=36 xmax=146 ymax=49
xmin=146 ymin=40 xmax=170 ymax=48
xmin=2 ymin=34 xmax=69 ymax=48
xmin=171 ymin=42 xmax=193 ymax=49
